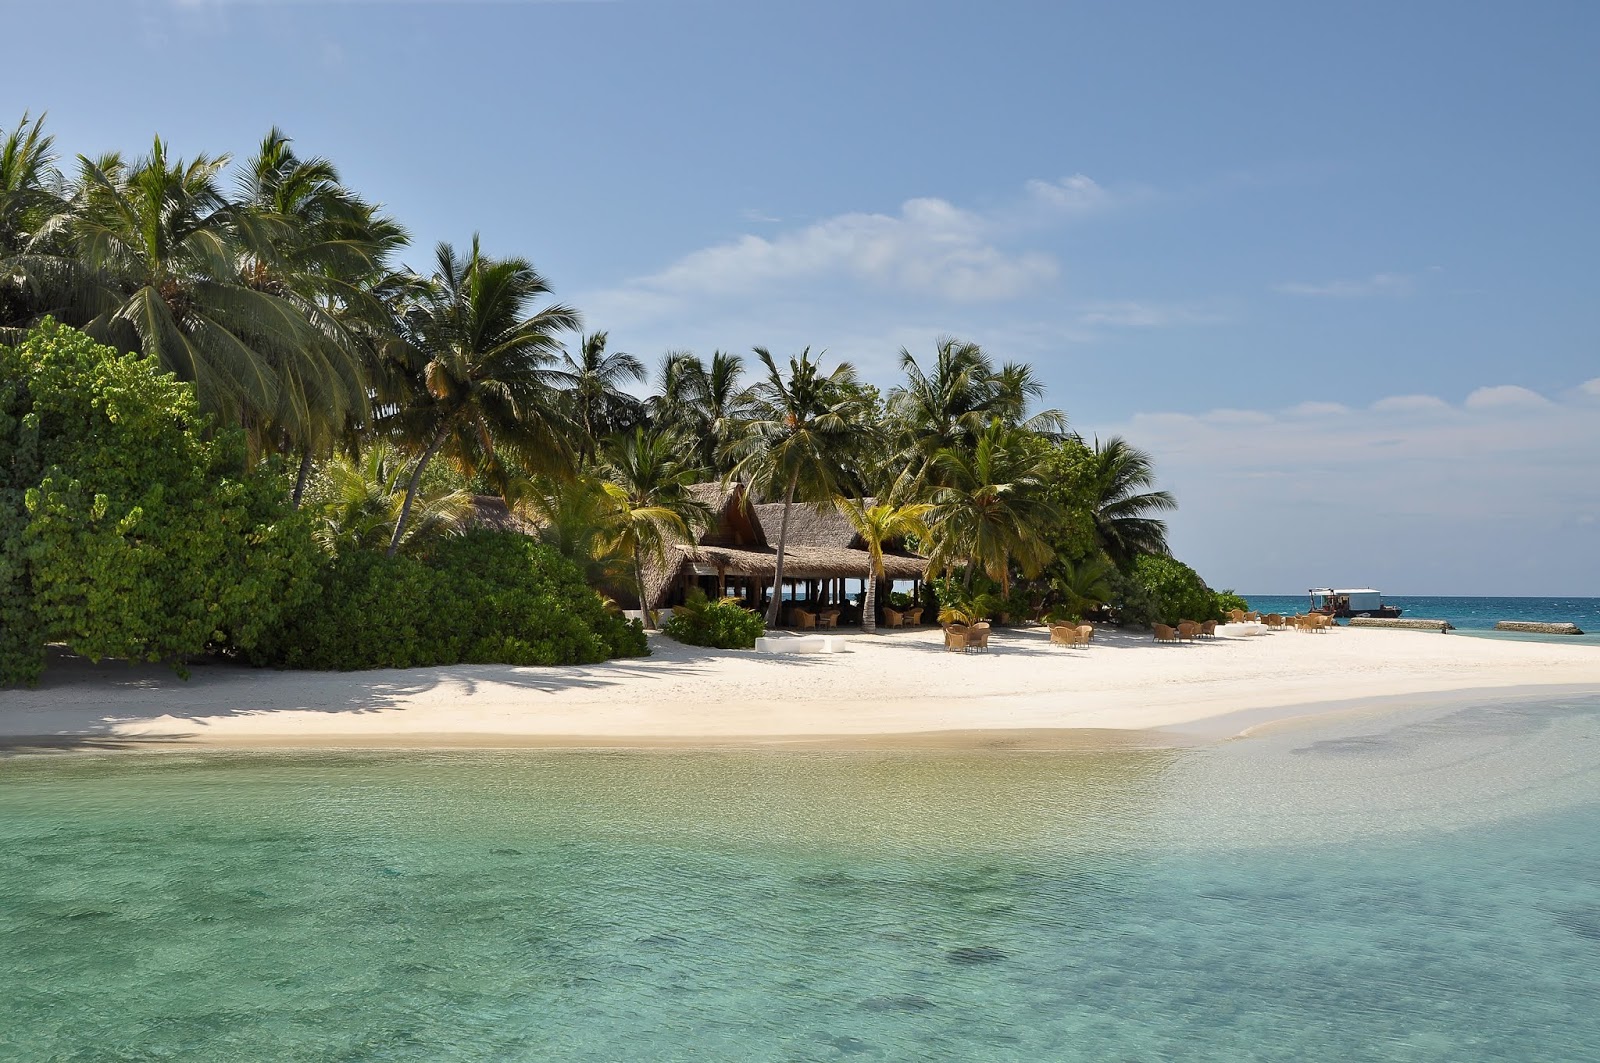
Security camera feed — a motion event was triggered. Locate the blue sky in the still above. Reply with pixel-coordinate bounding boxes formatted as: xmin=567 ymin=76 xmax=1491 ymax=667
xmin=4 ymin=0 xmax=1596 ymax=594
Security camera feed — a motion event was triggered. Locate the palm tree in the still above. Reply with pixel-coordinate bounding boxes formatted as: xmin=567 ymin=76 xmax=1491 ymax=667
xmin=1084 ymin=436 xmax=1176 ymax=569
xmin=386 ymin=236 xmax=577 ymax=556
xmin=511 ymin=473 xmax=633 ymax=590
xmin=925 ymin=420 xmax=1061 ymax=596
xmin=18 ymin=138 xmax=347 ymax=434
xmin=1054 ymin=555 xmax=1117 ymax=618
xmin=684 ymin=349 xmax=755 ymax=474
xmin=310 ymin=441 xmax=474 ymax=556
xmin=888 ymin=337 xmax=1064 ymax=485
xmin=233 ymin=128 xmax=406 ymax=486
xmin=0 ymin=113 xmax=65 ymax=331
xmin=551 ymin=331 xmax=646 ymax=465
xmin=726 ymin=347 xmax=869 ymax=627
xmin=835 ymin=498 xmax=930 ymax=634
xmin=598 ymin=427 xmax=711 ymax=629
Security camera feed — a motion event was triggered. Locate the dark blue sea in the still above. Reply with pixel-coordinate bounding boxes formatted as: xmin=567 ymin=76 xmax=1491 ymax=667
xmin=1243 ymin=595 xmax=1599 ymax=646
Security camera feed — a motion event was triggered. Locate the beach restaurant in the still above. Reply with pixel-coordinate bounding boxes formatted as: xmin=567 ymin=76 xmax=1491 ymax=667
xmin=640 ymin=483 xmax=928 ymax=622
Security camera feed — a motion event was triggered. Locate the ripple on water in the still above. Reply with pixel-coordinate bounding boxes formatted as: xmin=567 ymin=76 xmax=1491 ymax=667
xmin=0 ymin=693 xmax=1598 ymax=1061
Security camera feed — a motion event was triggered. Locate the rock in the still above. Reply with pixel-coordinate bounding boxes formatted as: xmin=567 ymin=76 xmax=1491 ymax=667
xmin=1494 ymin=621 xmax=1585 ymax=635
xmin=1348 ymin=617 xmax=1454 ymax=632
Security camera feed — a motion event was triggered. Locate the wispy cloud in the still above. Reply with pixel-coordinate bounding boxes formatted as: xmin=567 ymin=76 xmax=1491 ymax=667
xmin=1084 ymin=380 xmax=1600 ymax=594
xmin=1274 ymin=272 xmax=1413 ymax=298
xmin=1075 ymin=300 xmax=1226 ymax=329
xmin=584 ymin=176 xmax=1131 ymax=328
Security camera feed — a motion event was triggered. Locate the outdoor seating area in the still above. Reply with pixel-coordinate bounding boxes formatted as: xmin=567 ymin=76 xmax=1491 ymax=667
xmin=1049 ymin=622 xmax=1095 ymax=649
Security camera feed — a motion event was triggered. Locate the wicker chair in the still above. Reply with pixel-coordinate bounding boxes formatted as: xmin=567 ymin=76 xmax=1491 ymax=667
xmin=793 ymin=609 xmax=817 ymax=630
xmin=1153 ymin=623 xmax=1179 ymax=643
xmin=943 ymin=624 xmax=969 ymax=652
xmin=1177 ymin=621 xmax=1201 ymax=642
xmin=904 ymin=607 xmax=923 ymax=626
xmin=967 ymin=621 xmax=991 ymax=652
xmin=1199 ymin=619 xmax=1218 ymax=638
xmin=882 ymin=607 xmax=905 ymax=628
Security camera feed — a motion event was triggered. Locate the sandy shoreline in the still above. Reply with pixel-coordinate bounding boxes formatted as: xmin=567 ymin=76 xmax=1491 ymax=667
xmin=3 ymin=623 xmax=1597 ymax=753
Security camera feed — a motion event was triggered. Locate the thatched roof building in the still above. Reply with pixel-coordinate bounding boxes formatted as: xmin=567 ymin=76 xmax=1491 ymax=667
xmin=638 ymin=483 xmax=927 ymax=610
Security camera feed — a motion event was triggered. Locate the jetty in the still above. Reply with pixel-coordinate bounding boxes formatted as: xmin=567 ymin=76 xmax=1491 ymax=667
xmin=1495 ymin=621 xmax=1585 ymax=635
xmin=1349 ymin=617 xmax=1454 ymax=632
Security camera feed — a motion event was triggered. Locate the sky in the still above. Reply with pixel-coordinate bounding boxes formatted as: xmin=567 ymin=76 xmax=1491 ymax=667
xmin=3 ymin=0 xmax=1596 ymax=594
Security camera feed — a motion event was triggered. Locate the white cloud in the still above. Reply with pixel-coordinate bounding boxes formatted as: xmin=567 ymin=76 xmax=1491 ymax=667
xmin=1578 ymin=377 xmax=1600 ymax=398
xmin=581 ymin=176 xmax=1136 ymax=330
xmin=1086 ymin=383 xmax=1600 ymax=595
xmin=1463 ymin=384 xmax=1552 ymax=411
xmin=1075 ymin=300 xmax=1224 ymax=329
xmin=1274 ymin=272 xmax=1413 ymax=298
xmin=1370 ymin=393 xmax=1452 ymax=415
xmin=1285 ymin=401 xmax=1352 ymax=418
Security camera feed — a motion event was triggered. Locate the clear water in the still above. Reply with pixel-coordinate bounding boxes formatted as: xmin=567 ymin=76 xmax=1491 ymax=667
xmin=1244 ymin=594 xmax=1600 ymax=645
xmin=3 ymin=692 xmax=1599 ymax=1061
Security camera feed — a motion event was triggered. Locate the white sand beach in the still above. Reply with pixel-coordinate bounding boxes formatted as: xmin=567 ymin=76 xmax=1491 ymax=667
xmin=3 ymin=625 xmax=1597 ymax=750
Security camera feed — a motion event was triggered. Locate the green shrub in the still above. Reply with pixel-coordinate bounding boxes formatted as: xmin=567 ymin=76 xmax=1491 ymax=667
xmin=1 ymin=321 xmax=317 ymax=685
xmin=249 ymin=530 xmax=647 ymax=670
xmin=1128 ymin=555 xmax=1218 ymax=626
xmin=1214 ymin=589 xmax=1250 ymax=617
xmin=661 ymin=588 xmax=765 ymax=649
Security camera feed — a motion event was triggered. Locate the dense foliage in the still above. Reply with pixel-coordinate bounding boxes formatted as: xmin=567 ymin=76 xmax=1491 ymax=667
xmin=0 ymin=322 xmax=316 ymax=685
xmin=1129 ymin=555 xmax=1221 ymax=626
xmin=0 ymin=113 xmax=1219 ymax=675
xmin=249 ymin=530 xmax=646 ymax=670
xmin=661 ymin=588 xmax=766 ymax=650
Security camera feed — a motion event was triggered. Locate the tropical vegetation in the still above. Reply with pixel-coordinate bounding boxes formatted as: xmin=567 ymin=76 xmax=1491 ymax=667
xmin=0 ymin=115 xmax=1236 ymax=682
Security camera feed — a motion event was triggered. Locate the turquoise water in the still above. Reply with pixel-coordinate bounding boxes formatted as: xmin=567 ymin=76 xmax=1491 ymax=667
xmin=3 ymin=693 xmax=1600 ymax=1061
xmin=1245 ymin=594 xmax=1600 ymax=645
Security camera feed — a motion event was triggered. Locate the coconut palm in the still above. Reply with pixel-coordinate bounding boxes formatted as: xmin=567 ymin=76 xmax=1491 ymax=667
xmin=1053 ymin=555 xmax=1117 ymax=617
xmin=233 ymin=128 xmax=407 ymax=484
xmin=551 ymin=331 xmax=646 ymax=465
xmin=598 ymin=427 xmax=711 ymax=629
xmin=726 ymin=347 xmax=869 ymax=627
xmin=1084 ymin=436 xmax=1176 ymax=569
xmin=310 ymin=441 xmax=474 ymax=556
xmin=511 ymin=473 xmax=633 ymax=590
xmin=888 ymin=337 xmax=1064 ymax=485
xmin=17 ymin=139 xmax=353 ymax=436
xmin=835 ymin=498 xmax=931 ymax=634
xmin=925 ymin=420 xmax=1061 ymax=596
xmin=385 ymin=236 xmax=577 ymax=556
xmin=0 ymin=114 xmax=66 ymax=335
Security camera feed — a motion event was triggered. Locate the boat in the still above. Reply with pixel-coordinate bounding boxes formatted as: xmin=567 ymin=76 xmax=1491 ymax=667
xmin=1308 ymin=588 xmax=1403 ymax=619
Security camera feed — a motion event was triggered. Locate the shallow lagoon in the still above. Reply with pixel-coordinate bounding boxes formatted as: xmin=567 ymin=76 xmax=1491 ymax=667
xmin=3 ymin=693 xmax=1598 ymax=1061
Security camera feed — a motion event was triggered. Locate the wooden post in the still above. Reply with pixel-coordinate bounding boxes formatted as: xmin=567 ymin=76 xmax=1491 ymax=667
xmin=717 ymin=565 xmax=726 ymax=599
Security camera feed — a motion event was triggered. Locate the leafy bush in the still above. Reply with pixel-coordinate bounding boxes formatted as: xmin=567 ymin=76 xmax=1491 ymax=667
xmin=249 ymin=530 xmax=646 ymax=670
xmin=886 ymin=590 xmax=914 ymax=608
xmin=1128 ymin=555 xmax=1218 ymax=626
xmin=1 ymin=322 xmax=317 ymax=685
xmin=1214 ymin=589 xmax=1250 ymax=617
xmin=661 ymin=588 xmax=765 ymax=649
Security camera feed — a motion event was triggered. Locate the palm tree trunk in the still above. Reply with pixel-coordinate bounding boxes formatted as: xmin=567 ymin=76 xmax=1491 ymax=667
xmin=291 ymin=448 xmax=314 ymax=509
xmin=387 ymin=424 xmax=450 ymax=558
xmin=861 ymin=566 xmax=877 ymax=634
xmin=764 ymin=473 xmax=798 ymax=628
xmin=634 ymin=548 xmax=654 ymax=631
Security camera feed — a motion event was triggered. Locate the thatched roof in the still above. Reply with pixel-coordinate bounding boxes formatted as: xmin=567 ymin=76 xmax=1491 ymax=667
xmin=636 ymin=486 xmax=926 ymax=608
xmin=468 ymin=494 xmax=537 ymax=535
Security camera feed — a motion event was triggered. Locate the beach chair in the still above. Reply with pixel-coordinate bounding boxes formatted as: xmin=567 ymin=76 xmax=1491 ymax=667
xmin=1049 ymin=622 xmax=1078 ymax=647
xmin=1200 ymin=620 xmax=1218 ymax=639
xmin=943 ymin=624 xmax=969 ymax=653
xmin=1265 ymin=613 xmax=1284 ymax=628
xmin=1228 ymin=609 xmax=1247 ymax=624
xmin=1076 ymin=624 xmax=1095 ymax=646
xmin=882 ymin=607 xmax=904 ymax=628
xmin=1177 ymin=621 xmax=1200 ymax=642
xmin=904 ymin=607 xmax=923 ymax=626
xmin=967 ymin=621 xmax=991 ymax=652
xmin=1153 ymin=623 xmax=1179 ymax=643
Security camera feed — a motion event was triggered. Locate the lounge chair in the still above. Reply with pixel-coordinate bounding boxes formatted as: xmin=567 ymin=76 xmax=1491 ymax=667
xmin=967 ymin=621 xmax=991 ymax=652
xmin=943 ymin=624 xmax=969 ymax=653
xmin=1153 ymin=623 xmax=1179 ymax=643
xmin=1177 ymin=621 xmax=1200 ymax=642
xmin=882 ymin=607 xmax=904 ymax=628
